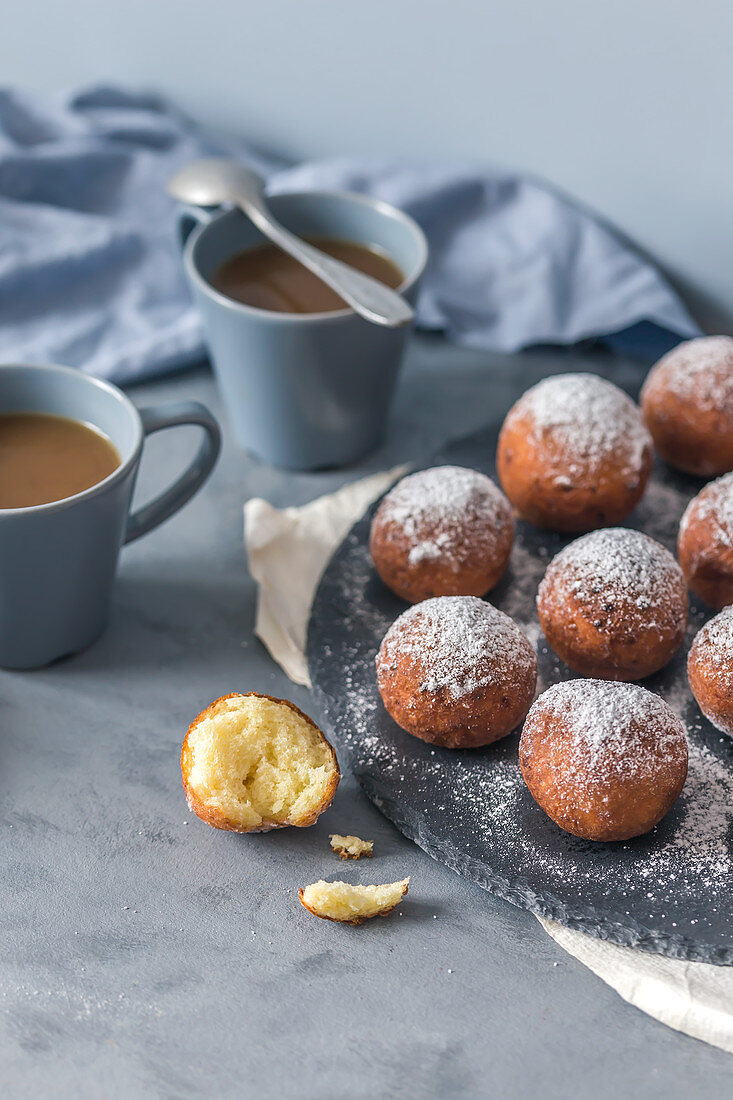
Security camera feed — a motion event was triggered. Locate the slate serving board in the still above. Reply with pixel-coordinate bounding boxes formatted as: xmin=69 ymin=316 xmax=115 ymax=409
xmin=307 ymin=423 xmax=733 ymax=964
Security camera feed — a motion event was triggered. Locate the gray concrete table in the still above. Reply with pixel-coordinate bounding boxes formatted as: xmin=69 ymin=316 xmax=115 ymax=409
xmin=2 ymin=337 xmax=731 ymax=1098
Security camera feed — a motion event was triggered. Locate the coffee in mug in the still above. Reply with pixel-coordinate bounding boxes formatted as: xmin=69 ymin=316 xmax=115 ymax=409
xmin=210 ymin=237 xmax=404 ymax=314
xmin=0 ymin=412 xmax=121 ymax=508
xmin=0 ymin=363 xmax=221 ymax=668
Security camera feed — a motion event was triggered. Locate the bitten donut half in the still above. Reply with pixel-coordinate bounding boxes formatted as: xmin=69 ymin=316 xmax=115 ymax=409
xmin=497 ymin=373 xmax=653 ymax=532
xmin=519 ymin=680 xmax=688 ymax=842
xmin=182 ymin=693 xmax=340 ymax=832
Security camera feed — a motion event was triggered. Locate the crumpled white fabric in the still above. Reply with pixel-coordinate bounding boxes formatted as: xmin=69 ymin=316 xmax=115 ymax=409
xmin=243 ymin=473 xmax=733 ymax=1054
xmin=539 ymin=918 xmax=733 ymax=1053
xmin=244 ymin=467 xmax=407 ymax=685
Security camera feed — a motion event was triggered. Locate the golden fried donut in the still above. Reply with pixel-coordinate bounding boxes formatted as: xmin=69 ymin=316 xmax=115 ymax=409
xmin=537 ymin=528 xmax=687 ymax=680
xmin=687 ymin=606 xmax=733 ymax=737
xmin=640 ymin=335 xmax=733 ymax=477
xmin=376 ymin=595 xmax=537 ymax=749
xmin=181 ymin=693 xmax=340 ymax=832
xmin=369 ymin=466 xmax=514 ymax=604
xmin=519 ymin=680 xmax=688 ymax=841
xmin=678 ymin=472 xmax=733 ymax=609
xmin=497 ymin=373 xmax=653 ymax=532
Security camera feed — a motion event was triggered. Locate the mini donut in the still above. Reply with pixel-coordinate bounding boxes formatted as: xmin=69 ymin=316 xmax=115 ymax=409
xmin=537 ymin=528 xmax=687 ymax=681
xmin=369 ymin=466 xmax=514 ymax=603
xmin=519 ymin=680 xmax=688 ymax=842
xmin=687 ymin=606 xmax=733 ymax=737
xmin=678 ymin=472 xmax=733 ymax=610
xmin=640 ymin=335 xmax=733 ymax=477
xmin=497 ymin=373 xmax=653 ymax=532
xmin=376 ymin=595 xmax=537 ymax=749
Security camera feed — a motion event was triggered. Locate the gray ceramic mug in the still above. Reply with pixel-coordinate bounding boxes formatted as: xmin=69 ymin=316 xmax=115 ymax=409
xmin=180 ymin=190 xmax=428 ymax=469
xmin=0 ymin=364 xmax=221 ymax=669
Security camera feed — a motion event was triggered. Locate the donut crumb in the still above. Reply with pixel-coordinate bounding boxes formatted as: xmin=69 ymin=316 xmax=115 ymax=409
xmin=330 ymin=834 xmax=374 ymax=860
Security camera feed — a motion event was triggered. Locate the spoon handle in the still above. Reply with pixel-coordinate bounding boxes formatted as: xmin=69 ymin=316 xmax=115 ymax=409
xmin=237 ymin=195 xmax=415 ymax=328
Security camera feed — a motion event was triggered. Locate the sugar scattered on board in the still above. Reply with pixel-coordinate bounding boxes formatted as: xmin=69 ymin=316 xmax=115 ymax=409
xmin=310 ymin=453 xmax=733 ymax=945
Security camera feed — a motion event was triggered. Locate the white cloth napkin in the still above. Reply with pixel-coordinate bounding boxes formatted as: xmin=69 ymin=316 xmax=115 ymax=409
xmin=244 ymin=474 xmax=733 ymax=1054
xmin=244 ymin=467 xmax=407 ymax=685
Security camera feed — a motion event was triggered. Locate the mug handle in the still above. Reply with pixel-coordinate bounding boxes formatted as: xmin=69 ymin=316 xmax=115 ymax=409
xmin=177 ymin=203 xmax=218 ymax=250
xmin=124 ymin=401 xmax=221 ymax=545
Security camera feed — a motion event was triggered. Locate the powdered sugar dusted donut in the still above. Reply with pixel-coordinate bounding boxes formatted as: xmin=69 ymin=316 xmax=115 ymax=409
xmin=519 ymin=680 xmax=688 ymax=841
xmin=370 ymin=466 xmax=514 ymax=604
xmin=687 ymin=606 xmax=733 ymax=737
xmin=678 ymin=472 xmax=733 ymax=610
xmin=537 ymin=528 xmax=687 ymax=681
xmin=641 ymin=336 xmax=733 ymax=477
xmin=376 ymin=595 xmax=537 ymax=748
xmin=496 ymin=373 xmax=653 ymax=532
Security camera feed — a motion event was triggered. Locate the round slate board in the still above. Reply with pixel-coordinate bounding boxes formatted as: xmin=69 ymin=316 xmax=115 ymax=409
xmin=307 ymin=423 xmax=733 ymax=964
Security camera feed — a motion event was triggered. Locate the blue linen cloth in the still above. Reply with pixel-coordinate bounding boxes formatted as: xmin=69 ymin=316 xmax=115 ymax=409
xmin=0 ymin=86 xmax=699 ymax=385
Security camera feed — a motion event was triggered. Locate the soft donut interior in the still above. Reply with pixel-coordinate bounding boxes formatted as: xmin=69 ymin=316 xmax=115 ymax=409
xmin=299 ymin=878 xmax=409 ymax=922
xmin=330 ymin=834 xmax=374 ymax=860
xmin=185 ymin=695 xmax=337 ymax=830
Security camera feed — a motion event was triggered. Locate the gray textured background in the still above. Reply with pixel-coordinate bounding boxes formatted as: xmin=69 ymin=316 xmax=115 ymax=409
xmin=2 ymin=336 xmax=732 ymax=1097
xmin=1 ymin=0 xmax=732 ymax=332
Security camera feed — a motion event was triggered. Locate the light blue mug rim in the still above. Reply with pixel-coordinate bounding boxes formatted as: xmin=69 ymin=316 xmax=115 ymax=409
xmin=0 ymin=362 xmax=144 ymax=518
xmin=183 ymin=188 xmax=429 ymax=325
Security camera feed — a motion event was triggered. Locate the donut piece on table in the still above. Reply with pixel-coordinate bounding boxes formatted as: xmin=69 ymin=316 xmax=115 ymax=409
xmin=497 ymin=373 xmax=653 ymax=532
xmin=641 ymin=335 xmax=733 ymax=477
xmin=369 ymin=466 xmax=514 ymax=604
xmin=678 ymin=472 xmax=733 ymax=610
xmin=688 ymin=606 xmax=733 ymax=737
xmin=376 ymin=595 xmax=537 ymax=749
xmin=181 ymin=693 xmax=339 ymax=832
xmin=537 ymin=528 xmax=687 ymax=680
xmin=519 ymin=680 xmax=688 ymax=842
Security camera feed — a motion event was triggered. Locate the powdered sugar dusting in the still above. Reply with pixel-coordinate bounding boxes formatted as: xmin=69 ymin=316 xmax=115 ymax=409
xmin=651 ymin=336 xmax=733 ymax=411
xmin=375 ymin=466 xmax=512 ymax=572
xmin=538 ymin=528 xmax=686 ymax=630
xmin=691 ymin=606 xmax=733 ymax=671
xmin=680 ymin=471 xmax=733 ymax=547
xmin=378 ymin=595 xmax=534 ymax=700
xmin=656 ymin=673 xmax=733 ymax=878
xmin=667 ymin=738 xmax=733 ymax=869
xmin=515 ymin=373 xmax=651 ymax=477
xmin=526 ymin=679 xmax=686 ymax=778
xmin=408 ymin=531 xmax=451 ymax=564
xmin=688 ymin=607 xmax=733 ymax=736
